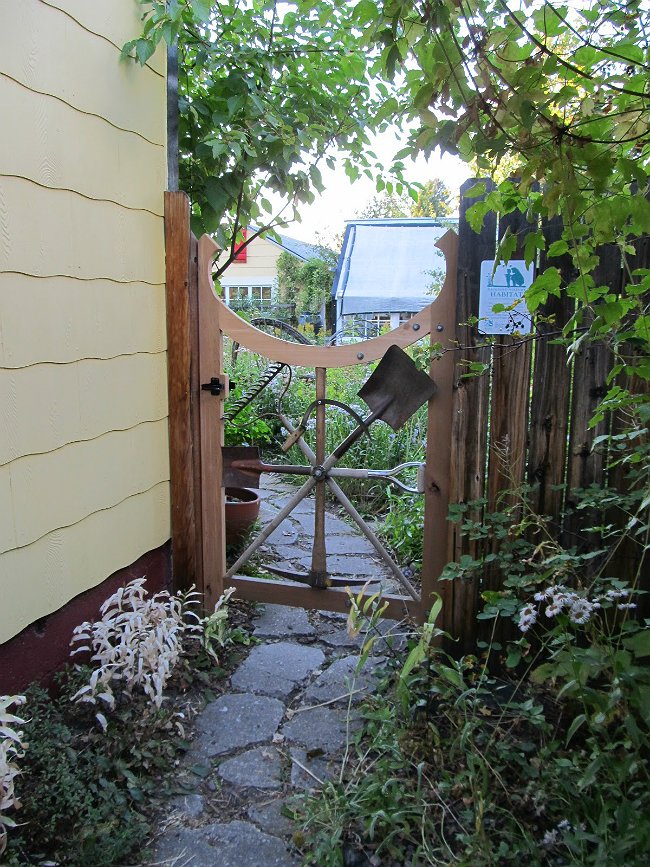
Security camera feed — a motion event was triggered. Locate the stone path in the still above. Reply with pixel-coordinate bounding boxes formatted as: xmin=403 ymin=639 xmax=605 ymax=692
xmin=147 ymin=476 xmax=406 ymax=865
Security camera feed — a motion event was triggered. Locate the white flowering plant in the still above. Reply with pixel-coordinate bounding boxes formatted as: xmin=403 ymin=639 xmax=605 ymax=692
xmin=70 ymin=578 xmax=203 ymax=722
xmin=0 ymin=694 xmax=26 ymax=856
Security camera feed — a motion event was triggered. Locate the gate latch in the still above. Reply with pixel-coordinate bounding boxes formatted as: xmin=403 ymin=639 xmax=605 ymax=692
xmin=201 ymin=377 xmax=224 ymax=396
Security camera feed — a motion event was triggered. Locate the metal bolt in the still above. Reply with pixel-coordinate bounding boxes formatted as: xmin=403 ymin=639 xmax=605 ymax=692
xmin=317 ymin=399 xmax=324 ymax=405
xmin=412 ymin=323 xmax=420 ymax=332
xmin=436 ymin=323 xmax=444 ymax=332
xmin=357 ymin=352 xmax=364 ymax=360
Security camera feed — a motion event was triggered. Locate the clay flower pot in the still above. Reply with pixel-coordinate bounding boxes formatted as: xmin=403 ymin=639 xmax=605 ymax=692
xmin=225 ymin=487 xmax=261 ymax=545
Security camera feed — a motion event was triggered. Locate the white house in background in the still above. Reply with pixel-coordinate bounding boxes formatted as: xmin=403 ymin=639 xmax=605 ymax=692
xmin=218 ymin=227 xmax=326 ymax=311
xmin=331 ymin=218 xmax=456 ymax=338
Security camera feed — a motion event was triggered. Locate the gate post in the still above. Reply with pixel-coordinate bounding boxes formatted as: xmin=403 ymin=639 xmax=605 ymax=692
xmin=421 ymin=230 xmax=459 ymax=631
xmin=197 ymin=235 xmax=226 ymax=612
xmin=164 ymin=191 xmax=202 ymax=593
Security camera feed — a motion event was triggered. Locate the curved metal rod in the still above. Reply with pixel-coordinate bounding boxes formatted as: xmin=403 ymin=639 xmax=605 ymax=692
xmin=200 ymin=230 xmax=458 ymax=367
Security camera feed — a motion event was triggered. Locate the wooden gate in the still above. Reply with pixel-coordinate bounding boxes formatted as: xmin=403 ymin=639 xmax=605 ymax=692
xmin=165 ymin=192 xmax=459 ymax=625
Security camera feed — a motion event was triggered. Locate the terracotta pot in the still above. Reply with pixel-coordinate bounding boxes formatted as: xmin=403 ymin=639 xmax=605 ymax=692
xmin=225 ymin=487 xmax=261 ymax=545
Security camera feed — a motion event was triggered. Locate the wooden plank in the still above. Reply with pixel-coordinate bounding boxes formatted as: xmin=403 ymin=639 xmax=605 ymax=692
xmin=0 ymin=481 xmax=170 ymax=644
xmin=189 ymin=233 xmax=204 ymax=594
xmin=449 ymin=179 xmax=495 ymax=652
xmin=527 ymin=217 xmax=574 ymax=518
xmin=564 ymin=246 xmax=617 ymax=550
xmin=0 ymin=0 xmax=165 ymax=145
xmin=0 ymin=177 xmax=165 ymax=284
xmin=197 ymin=235 xmax=227 ymax=612
xmin=5 ymin=420 xmax=169 ymax=553
xmin=421 ymin=230 xmax=459 ymax=630
xmin=607 ymin=234 xmax=649 ymax=613
xmin=0 ymin=353 xmax=168 ymax=465
xmin=208 ymin=231 xmax=459 ymax=368
xmin=487 ymin=210 xmax=533 ymax=510
xmin=312 ymin=367 xmax=327 ymax=582
xmin=0 ymin=75 xmax=165 ymax=214
xmin=229 ymin=576 xmax=419 ymax=621
xmin=0 ymin=275 xmax=166 ymax=368
xmin=483 ymin=209 xmax=534 ymax=653
xmin=165 ymin=192 xmax=198 ymax=593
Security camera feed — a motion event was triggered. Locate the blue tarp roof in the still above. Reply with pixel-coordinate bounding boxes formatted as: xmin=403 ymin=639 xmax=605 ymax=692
xmin=332 ymin=218 xmax=455 ymax=315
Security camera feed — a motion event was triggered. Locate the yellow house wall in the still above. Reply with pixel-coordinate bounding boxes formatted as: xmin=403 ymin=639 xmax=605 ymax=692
xmin=0 ymin=0 xmax=169 ymax=643
xmin=218 ymin=235 xmax=283 ymax=289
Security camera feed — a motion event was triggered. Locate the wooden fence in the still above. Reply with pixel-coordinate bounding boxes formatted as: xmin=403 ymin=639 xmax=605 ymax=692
xmin=447 ymin=179 xmax=648 ymax=653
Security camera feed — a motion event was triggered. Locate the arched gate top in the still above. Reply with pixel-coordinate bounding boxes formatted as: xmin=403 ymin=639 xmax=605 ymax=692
xmin=198 ymin=230 xmax=459 ymax=368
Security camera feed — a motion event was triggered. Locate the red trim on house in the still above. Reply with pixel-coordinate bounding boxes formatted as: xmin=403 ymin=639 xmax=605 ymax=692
xmin=0 ymin=542 xmax=171 ymax=695
xmin=233 ymin=228 xmax=247 ymax=261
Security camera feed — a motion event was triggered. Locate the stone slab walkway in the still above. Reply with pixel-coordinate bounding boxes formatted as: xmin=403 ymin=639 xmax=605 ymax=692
xmin=146 ymin=475 xmax=407 ymax=865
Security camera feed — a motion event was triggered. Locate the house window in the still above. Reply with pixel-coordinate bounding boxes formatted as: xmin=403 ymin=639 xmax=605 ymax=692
xmin=225 ymin=285 xmax=273 ymax=309
xmin=369 ymin=313 xmax=391 ymax=334
xmin=399 ymin=312 xmax=414 ymax=323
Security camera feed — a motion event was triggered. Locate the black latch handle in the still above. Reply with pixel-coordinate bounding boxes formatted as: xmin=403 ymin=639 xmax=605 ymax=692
xmin=201 ymin=377 xmax=223 ymax=396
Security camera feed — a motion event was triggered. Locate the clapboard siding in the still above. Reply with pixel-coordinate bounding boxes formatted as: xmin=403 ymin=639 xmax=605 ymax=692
xmin=41 ymin=0 xmax=166 ymax=76
xmin=0 ymin=483 xmax=170 ymax=640
xmin=0 ymin=275 xmax=166 ymax=367
xmin=0 ymin=177 xmax=164 ymax=283
xmin=0 ymin=76 xmax=165 ymax=214
xmin=0 ymin=0 xmax=164 ymax=144
xmin=3 ymin=420 xmax=169 ymax=554
xmin=0 ymin=0 xmax=168 ymax=643
xmin=0 ymin=353 xmax=168 ymax=466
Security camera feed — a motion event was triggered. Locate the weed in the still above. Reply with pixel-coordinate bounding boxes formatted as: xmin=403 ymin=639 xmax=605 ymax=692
xmin=0 ymin=695 xmax=26 ymax=857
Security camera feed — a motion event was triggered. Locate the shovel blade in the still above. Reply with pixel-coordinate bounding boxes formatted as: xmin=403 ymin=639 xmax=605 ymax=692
xmin=358 ymin=344 xmax=436 ymax=431
xmin=222 ymin=446 xmax=263 ymax=487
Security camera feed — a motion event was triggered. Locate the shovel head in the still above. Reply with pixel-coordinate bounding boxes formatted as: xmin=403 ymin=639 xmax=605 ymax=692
xmin=357 ymin=344 xmax=436 ymax=431
xmin=222 ymin=446 xmax=263 ymax=487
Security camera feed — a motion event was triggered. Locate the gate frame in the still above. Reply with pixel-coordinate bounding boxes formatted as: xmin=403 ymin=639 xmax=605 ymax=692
xmin=165 ymin=191 xmax=458 ymax=626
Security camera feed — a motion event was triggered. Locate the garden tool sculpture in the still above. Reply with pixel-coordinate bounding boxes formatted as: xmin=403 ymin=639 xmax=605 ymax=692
xmin=223 ymin=345 xmax=435 ymax=598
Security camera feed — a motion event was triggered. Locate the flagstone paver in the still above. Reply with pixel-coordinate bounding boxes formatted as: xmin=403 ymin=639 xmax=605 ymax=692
xmin=190 ymin=693 xmax=285 ymax=758
xmin=230 ymin=642 xmax=326 ymax=698
xmin=253 ymin=604 xmax=315 ymax=638
xmin=217 ymin=746 xmax=284 ymax=790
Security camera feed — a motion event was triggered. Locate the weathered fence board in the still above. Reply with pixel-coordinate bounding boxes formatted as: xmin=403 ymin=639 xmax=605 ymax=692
xmin=449 ymin=179 xmax=495 ymax=651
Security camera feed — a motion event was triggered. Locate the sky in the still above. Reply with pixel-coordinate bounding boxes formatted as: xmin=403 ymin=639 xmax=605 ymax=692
xmin=272 ymin=132 xmax=471 ymax=247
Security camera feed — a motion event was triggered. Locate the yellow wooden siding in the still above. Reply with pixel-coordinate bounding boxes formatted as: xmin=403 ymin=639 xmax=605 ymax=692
xmin=0 ymin=177 xmax=164 ymax=284
xmin=41 ymin=0 xmax=166 ymax=76
xmin=0 ymin=483 xmax=170 ymax=641
xmin=3 ymin=420 xmax=169 ymax=554
xmin=219 ymin=236 xmax=283 ymax=283
xmin=0 ymin=75 xmax=165 ymax=214
xmin=0 ymin=275 xmax=166 ymax=368
xmin=0 ymin=0 xmax=169 ymax=643
xmin=0 ymin=0 xmax=165 ymax=145
xmin=0 ymin=354 xmax=168 ymax=466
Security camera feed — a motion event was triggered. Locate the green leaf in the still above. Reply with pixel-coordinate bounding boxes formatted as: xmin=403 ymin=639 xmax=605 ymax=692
xmin=524 ymin=230 xmax=544 ymax=267
xmin=565 ymin=713 xmax=587 ymax=746
xmin=547 ymin=239 xmax=569 ymax=258
xmin=623 ymin=630 xmax=650 ymax=658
